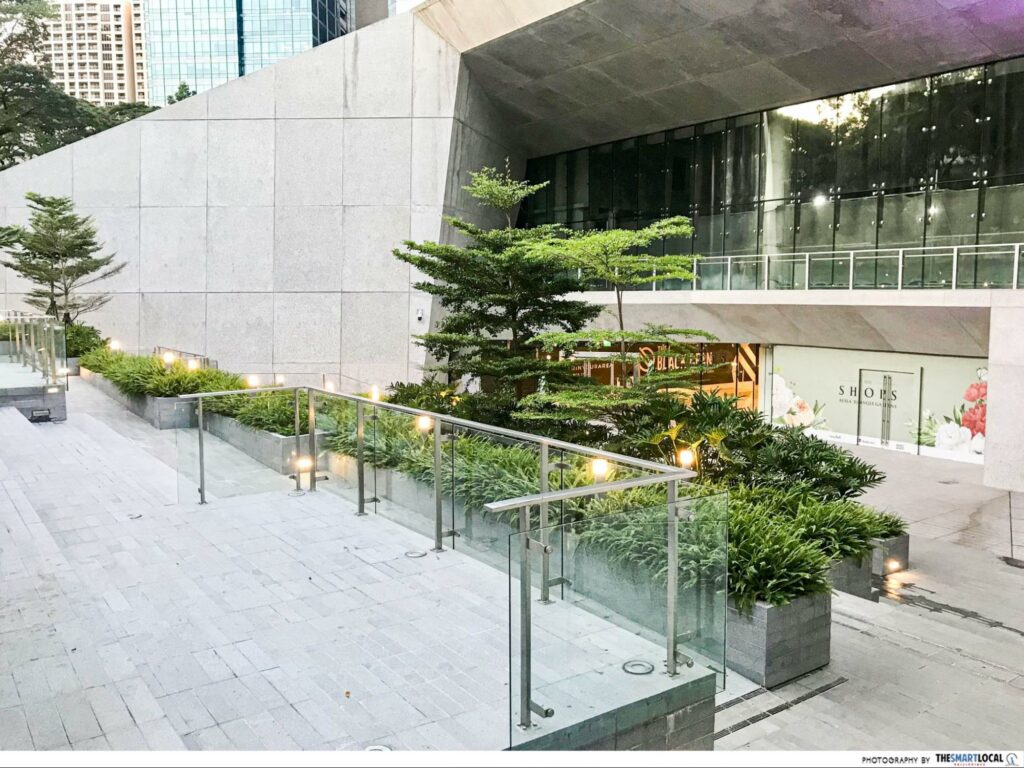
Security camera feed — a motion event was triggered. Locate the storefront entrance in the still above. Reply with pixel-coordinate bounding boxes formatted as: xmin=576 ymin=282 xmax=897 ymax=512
xmin=855 ymin=368 xmax=921 ymax=454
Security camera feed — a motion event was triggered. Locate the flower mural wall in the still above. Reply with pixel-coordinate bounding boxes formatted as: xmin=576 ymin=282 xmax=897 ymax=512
xmin=768 ymin=347 xmax=988 ymax=465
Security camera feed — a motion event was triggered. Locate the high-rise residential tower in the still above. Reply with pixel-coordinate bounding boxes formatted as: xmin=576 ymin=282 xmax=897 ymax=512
xmin=144 ymin=0 xmax=365 ymax=105
xmin=43 ymin=0 xmax=147 ymax=106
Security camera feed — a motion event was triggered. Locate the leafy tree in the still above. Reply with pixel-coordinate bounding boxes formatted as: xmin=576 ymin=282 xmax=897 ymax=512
xmin=0 ymin=193 xmax=124 ymax=320
xmin=103 ymin=101 xmax=159 ymax=123
xmin=166 ymin=81 xmax=196 ymax=105
xmin=0 ymin=64 xmax=111 ymax=169
xmin=0 ymin=0 xmax=54 ymax=68
xmin=392 ymin=162 xmax=601 ymax=411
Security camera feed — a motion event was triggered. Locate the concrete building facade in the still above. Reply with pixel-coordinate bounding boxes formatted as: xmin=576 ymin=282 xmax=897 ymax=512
xmin=2 ymin=0 xmax=1023 ymax=493
xmin=43 ymin=0 xmax=147 ymax=106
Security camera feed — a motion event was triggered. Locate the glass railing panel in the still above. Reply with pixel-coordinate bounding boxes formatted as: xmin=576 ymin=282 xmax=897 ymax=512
xmin=852 ymin=251 xmax=899 ymax=288
xmin=808 ymin=253 xmax=851 ymax=289
xmin=449 ymin=424 xmax=542 ymax=569
xmin=696 ymin=259 xmax=727 ymax=290
xmin=955 ymin=245 xmax=1016 ymax=288
xmin=902 ymin=248 xmax=953 ymax=288
xmin=729 ymin=256 xmax=763 ymax=290
xmin=768 ymin=256 xmax=804 ymax=289
xmin=309 ymin=391 xmax=364 ymax=509
xmin=508 ymin=492 xmax=727 ymax=750
xmin=174 ymin=391 xmax=301 ymax=504
xmin=0 ymin=314 xmax=68 ymax=393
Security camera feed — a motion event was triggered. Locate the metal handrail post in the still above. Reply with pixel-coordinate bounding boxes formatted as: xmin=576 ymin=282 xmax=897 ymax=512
xmin=432 ymin=417 xmax=444 ymax=552
xmin=356 ymin=401 xmax=367 ymax=516
xmin=897 ymin=248 xmax=904 ymax=289
xmin=28 ymin=319 xmax=37 ymax=371
xmin=726 ymin=255 xmax=733 ymax=290
xmin=803 ymin=252 xmax=810 ymax=289
xmin=666 ymin=479 xmax=679 ymax=676
xmin=763 ymin=254 xmax=770 ymax=290
xmin=848 ymin=251 xmax=855 ymax=288
xmin=952 ymin=246 xmax=959 ymax=290
xmin=293 ymin=391 xmax=302 ymax=493
xmin=197 ymin=398 xmax=207 ymax=504
xmin=1014 ymin=243 xmax=1021 ymax=289
xmin=538 ymin=442 xmax=551 ymax=604
xmin=307 ymin=388 xmax=317 ymax=492
xmin=518 ymin=503 xmax=532 ymax=729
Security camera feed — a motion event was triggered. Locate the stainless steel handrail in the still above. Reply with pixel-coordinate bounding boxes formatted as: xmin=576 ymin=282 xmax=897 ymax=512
xmin=483 ymin=471 xmax=692 ymax=513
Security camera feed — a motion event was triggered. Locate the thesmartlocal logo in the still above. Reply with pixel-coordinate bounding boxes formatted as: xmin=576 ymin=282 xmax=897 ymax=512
xmin=935 ymin=754 xmax=1022 ymax=767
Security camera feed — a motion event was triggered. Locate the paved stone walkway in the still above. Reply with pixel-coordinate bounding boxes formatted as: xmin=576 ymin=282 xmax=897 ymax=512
xmin=2 ymin=379 xmax=1023 ymax=751
xmin=0 ymin=382 xmax=703 ymax=751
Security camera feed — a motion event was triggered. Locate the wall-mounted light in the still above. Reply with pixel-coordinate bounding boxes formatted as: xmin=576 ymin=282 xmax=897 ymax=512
xmin=275 ymin=374 xmax=286 ymax=385
xmin=370 ymin=385 xmax=381 ymax=402
xmin=416 ymin=309 xmax=424 ymax=322
xmin=162 ymin=351 xmax=176 ymax=365
xmin=415 ymin=415 xmax=434 ymax=432
xmin=590 ymin=457 xmax=610 ymax=481
xmin=885 ymin=558 xmax=902 ymax=574
xmin=108 ymin=340 xmax=122 ymax=351
xmin=324 ymin=380 xmax=336 ymax=392
xmin=186 ymin=358 xmax=200 ymax=371
xmin=295 ymin=456 xmax=314 ymax=472
xmin=246 ymin=374 xmax=259 ymax=388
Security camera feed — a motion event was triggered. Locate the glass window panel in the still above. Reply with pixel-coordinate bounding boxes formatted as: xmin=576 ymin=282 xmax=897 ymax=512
xmin=693 ymin=202 xmax=724 ymax=258
xmin=984 ymin=58 xmax=1024 ymax=180
xmin=795 ymin=196 xmax=836 ymax=253
xmin=931 ymin=67 xmax=985 ymax=187
xmin=695 ymin=121 xmax=726 ymax=209
xmin=613 ymin=138 xmax=639 ymax=224
xmin=655 ymin=230 xmax=693 ymax=291
xmin=878 ymin=190 xmax=926 ymax=250
xmin=588 ymin=143 xmax=614 ymax=223
xmin=761 ymin=198 xmax=796 ymax=254
xmin=979 ymin=181 xmax=1024 ymax=244
xmin=834 ymin=194 xmax=879 ymax=251
xmin=552 ymin=153 xmax=568 ymax=220
xmin=835 ymin=90 xmax=881 ymax=194
xmin=878 ymin=78 xmax=930 ymax=192
xmin=727 ymin=113 xmax=760 ymax=206
xmin=724 ymin=202 xmax=759 ymax=256
xmin=924 ymin=185 xmax=979 ymax=248
xmin=638 ymin=132 xmax=667 ymax=218
xmin=568 ymin=148 xmax=589 ymax=223
xmin=795 ymin=99 xmax=837 ymax=199
xmin=763 ymin=106 xmax=798 ymax=200
xmin=667 ymin=127 xmax=695 ymax=215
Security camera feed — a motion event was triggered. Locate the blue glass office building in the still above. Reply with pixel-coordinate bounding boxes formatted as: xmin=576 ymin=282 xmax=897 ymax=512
xmin=145 ymin=0 xmax=349 ymax=105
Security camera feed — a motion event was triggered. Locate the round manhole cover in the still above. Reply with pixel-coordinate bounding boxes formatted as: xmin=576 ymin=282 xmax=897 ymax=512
xmin=622 ymin=659 xmax=655 ymax=675
xmin=365 ymin=745 xmax=391 ymax=751
xmin=405 ymin=550 xmax=427 ymax=559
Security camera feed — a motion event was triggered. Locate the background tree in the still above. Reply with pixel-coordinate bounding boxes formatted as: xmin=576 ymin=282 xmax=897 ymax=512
xmin=103 ymin=101 xmax=159 ymax=124
xmin=166 ymin=82 xmax=196 ymax=105
xmin=1 ymin=193 xmax=124 ymax=319
xmin=0 ymin=0 xmax=54 ymax=67
xmin=392 ymin=162 xmax=601 ymax=421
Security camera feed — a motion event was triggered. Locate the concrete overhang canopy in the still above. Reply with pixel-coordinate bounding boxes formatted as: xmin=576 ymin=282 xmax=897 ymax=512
xmin=418 ymin=0 xmax=1024 ymax=156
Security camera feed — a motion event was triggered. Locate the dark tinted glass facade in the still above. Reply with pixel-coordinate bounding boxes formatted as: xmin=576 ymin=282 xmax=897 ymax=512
xmin=146 ymin=0 xmax=349 ymax=105
xmin=522 ymin=57 xmax=1024 ymax=290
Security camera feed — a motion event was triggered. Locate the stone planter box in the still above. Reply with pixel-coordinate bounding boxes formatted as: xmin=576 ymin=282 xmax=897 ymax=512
xmin=67 ymin=357 xmax=80 ymax=376
xmin=726 ymin=592 xmax=831 ymax=689
xmin=872 ymin=534 xmax=910 ymax=577
xmin=204 ymin=411 xmax=325 ymax=475
xmin=828 ymin=554 xmax=874 ymax=600
xmin=80 ymin=367 xmax=193 ymax=429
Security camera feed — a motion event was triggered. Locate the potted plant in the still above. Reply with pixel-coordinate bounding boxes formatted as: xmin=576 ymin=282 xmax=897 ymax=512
xmin=64 ymin=323 xmax=105 ymax=375
xmin=871 ymin=511 xmax=910 ymax=577
xmin=726 ymin=505 xmax=833 ymax=688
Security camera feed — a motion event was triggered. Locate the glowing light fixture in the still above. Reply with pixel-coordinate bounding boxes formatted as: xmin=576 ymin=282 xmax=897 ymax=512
xmin=886 ymin=558 xmax=902 ymax=574
xmin=275 ymin=374 xmax=286 ymax=385
xmin=415 ymin=415 xmax=434 ymax=432
xmin=295 ymin=456 xmax=314 ymax=472
xmin=162 ymin=351 xmax=176 ymax=365
xmin=325 ymin=380 xmax=336 ymax=392
xmin=246 ymin=374 xmax=259 ymax=388
xmin=678 ymin=448 xmax=696 ymax=469
xmin=108 ymin=340 xmax=122 ymax=351
xmin=370 ymin=385 xmax=381 ymax=402
xmin=812 ymin=194 xmax=828 ymax=207
xmin=590 ymin=458 xmax=610 ymax=481
xmin=186 ymin=359 xmax=200 ymax=371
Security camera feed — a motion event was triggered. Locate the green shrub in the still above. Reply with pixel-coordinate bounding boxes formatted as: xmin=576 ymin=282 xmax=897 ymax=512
xmin=144 ymin=366 xmax=244 ymax=398
xmin=65 ymin=323 xmax=105 ymax=358
xmin=873 ymin=511 xmax=908 ymax=539
xmin=233 ymin=391 xmax=308 ymax=436
xmin=80 ymin=346 xmax=122 ymax=373
xmin=726 ymin=504 xmax=832 ymax=614
xmin=103 ymin=354 xmax=164 ymax=396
